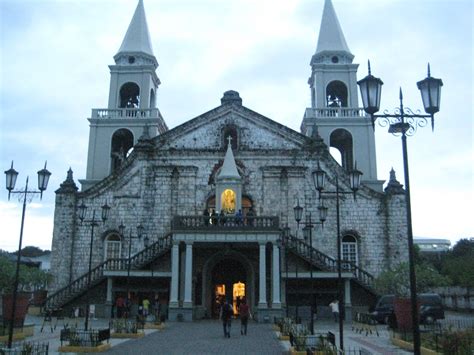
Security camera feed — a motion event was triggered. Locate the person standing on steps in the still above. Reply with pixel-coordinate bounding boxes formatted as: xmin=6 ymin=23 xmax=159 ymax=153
xmin=220 ymin=298 xmax=233 ymax=338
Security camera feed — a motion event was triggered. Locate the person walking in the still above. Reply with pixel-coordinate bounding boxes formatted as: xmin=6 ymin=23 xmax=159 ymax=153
xmin=239 ymin=298 xmax=251 ymax=335
xmin=142 ymin=297 xmax=150 ymax=318
xmin=220 ymin=299 xmax=233 ymax=338
xmin=329 ymin=299 xmax=339 ymax=322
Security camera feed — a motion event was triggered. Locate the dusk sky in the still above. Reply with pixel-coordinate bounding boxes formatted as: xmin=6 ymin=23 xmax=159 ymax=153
xmin=0 ymin=0 xmax=472 ymax=251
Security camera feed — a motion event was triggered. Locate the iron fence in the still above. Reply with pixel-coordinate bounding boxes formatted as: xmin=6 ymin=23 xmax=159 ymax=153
xmin=0 ymin=341 xmax=49 ymax=355
xmin=60 ymin=328 xmax=110 ymax=347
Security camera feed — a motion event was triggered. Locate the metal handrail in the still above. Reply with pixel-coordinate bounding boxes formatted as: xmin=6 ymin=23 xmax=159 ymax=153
xmin=282 ymin=234 xmax=375 ymax=289
xmin=45 ymin=234 xmax=172 ymax=310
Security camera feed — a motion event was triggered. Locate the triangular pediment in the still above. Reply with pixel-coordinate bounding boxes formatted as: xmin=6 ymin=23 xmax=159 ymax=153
xmin=153 ymin=99 xmax=310 ymax=152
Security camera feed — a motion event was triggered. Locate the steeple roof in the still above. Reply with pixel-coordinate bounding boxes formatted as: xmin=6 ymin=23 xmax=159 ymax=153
xmin=315 ymin=0 xmax=351 ymax=55
xmin=217 ymin=138 xmax=241 ymax=181
xmin=117 ymin=0 xmax=154 ymax=56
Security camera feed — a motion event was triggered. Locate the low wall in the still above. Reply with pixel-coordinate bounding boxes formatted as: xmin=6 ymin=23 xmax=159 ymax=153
xmin=430 ymin=287 xmax=473 ymax=312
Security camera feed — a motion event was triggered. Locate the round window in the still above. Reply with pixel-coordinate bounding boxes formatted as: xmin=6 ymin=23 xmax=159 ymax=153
xmin=331 ymin=56 xmax=339 ymax=63
xmin=128 ymin=56 xmax=136 ymax=64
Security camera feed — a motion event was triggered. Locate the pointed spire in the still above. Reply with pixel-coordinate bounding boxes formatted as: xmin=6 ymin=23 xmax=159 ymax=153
xmin=384 ymin=168 xmax=404 ymax=195
xmin=217 ymin=137 xmax=241 ymax=181
xmin=315 ymin=0 xmax=352 ymax=56
xmin=117 ymin=0 xmax=154 ymax=57
xmin=56 ymin=168 xmax=78 ymax=194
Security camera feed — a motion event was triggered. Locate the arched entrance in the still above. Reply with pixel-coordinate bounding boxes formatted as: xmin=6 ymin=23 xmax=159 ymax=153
xmin=210 ymin=258 xmax=247 ymax=318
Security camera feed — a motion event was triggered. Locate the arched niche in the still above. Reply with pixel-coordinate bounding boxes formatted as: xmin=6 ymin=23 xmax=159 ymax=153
xmin=329 ymin=128 xmax=353 ymax=171
xmin=119 ymin=82 xmax=140 ymax=108
xmin=326 ymin=80 xmax=348 ymax=107
xmin=111 ymin=128 xmax=134 ymax=173
xmin=222 ymin=125 xmax=238 ymax=150
xmin=206 ymin=195 xmax=253 ymax=216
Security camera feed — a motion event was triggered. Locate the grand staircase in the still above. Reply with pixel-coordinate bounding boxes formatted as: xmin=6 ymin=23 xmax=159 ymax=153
xmin=45 ymin=234 xmax=172 ymax=311
xmin=282 ymin=234 xmax=376 ymax=294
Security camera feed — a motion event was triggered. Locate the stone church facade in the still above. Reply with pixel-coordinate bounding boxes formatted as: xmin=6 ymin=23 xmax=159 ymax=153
xmin=49 ymin=0 xmax=408 ymax=321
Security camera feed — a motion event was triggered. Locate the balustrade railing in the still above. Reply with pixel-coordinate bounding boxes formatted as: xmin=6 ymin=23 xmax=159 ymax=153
xmin=91 ymin=108 xmax=161 ymax=119
xmin=172 ymin=215 xmax=280 ymax=231
xmin=307 ymin=107 xmax=367 ymax=118
xmin=45 ymin=234 xmax=172 ymax=310
xmin=282 ymin=234 xmax=375 ymax=290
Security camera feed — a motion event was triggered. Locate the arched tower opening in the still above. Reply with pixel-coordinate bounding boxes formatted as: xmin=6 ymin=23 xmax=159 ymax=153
xmin=326 ymin=80 xmax=348 ymax=107
xmin=119 ymin=82 xmax=140 ymax=108
xmin=330 ymin=129 xmax=353 ymax=170
xmin=111 ymin=128 xmax=134 ymax=173
xmin=150 ymin=88 xmax=156 ymax=108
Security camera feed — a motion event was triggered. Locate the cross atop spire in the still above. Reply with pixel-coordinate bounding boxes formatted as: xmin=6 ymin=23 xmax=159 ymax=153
xmin=116 ymin=0 xmax=154 ymax=57
xmin=313 ymin=0 xmax=352 ymax=60
xmin=217 ymin=138 xmax=241 ymax=181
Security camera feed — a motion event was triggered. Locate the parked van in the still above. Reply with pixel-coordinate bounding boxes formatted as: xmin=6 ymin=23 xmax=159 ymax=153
xmin=372 ymin=293 xmax=444 ymax=324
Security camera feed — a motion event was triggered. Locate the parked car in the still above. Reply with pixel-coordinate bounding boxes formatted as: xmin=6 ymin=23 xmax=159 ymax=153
xmin=372 ymin=293 xmax=445 ymax=324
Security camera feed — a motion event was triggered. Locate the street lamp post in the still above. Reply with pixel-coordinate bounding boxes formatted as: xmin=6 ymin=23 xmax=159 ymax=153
xmin=311 ymin=162 xmax=362 ymax=351
xmin=293 ymin=201 xmax=327 ymax=335
xmin=357 ymin=61 xmax=443 ymax=355
xmin=78 ymin=201 xmax=111 ymax=331
xmin=4 ymin=162 xmax=51 ymax=348
xmin=118 ymin=223 xmax=144 ymax=315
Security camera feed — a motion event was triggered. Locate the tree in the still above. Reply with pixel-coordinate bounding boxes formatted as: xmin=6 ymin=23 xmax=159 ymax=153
xmin=375 ymin=262 xmax=451 ymax=296
xmin=441 ymin=238 xmax=474 ymax=288
xmin=13 ymin=246 xmax=50 ymax=257
xmin=0 ymin=255 xmax=52 ymax=294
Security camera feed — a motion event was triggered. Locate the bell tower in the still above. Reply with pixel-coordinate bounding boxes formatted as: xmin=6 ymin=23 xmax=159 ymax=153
xmin=301 ymin=0 xmax=383 ymax=191
xmin=81 ymin=0 xmax=167 ymax=190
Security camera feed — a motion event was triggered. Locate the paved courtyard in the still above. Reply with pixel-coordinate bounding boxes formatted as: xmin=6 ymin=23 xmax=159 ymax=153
xmin=10 ymin=311 xmax=473 ymax=354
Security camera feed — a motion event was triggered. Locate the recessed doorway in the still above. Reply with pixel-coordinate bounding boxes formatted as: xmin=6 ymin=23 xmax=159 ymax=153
xmin=211 ymin=258 xmax=246 ymax=318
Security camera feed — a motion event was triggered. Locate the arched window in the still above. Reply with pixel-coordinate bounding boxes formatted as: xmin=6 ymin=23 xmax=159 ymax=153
xmin=330 ymin=129 xmax=353 ymax=171
xmin=326 ymin=80 xmax=348 ymax=107
xmin=119 ymin=82 xmax=140 ymax=108
xmin=105 ymin=233 xmax=122 ymax=260
xmin=111 ymin=129 xmax=134 ymax=173
xmin=342 ymin=234 xmax=358 ymax=270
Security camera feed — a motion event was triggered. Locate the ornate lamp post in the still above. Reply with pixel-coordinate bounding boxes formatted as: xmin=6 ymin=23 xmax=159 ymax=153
xmin=312 ymin=162 xmax=362 ymax=351
xmin=4 ymin=162 xmax=51 ymax=348
xmin=118 ymin=222 xmax=144 ymax=314
xmin=78 ymin=201 xmax=111 ymax=330
xmin=293 ymin=201 xmax=327 ymax=335
xmin=357 ymin=61 xmax=443 ymax=355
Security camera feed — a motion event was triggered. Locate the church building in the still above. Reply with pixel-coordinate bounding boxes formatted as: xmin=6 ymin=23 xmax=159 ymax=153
xmin=49 ymin=0 xmax=408 ymax=321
